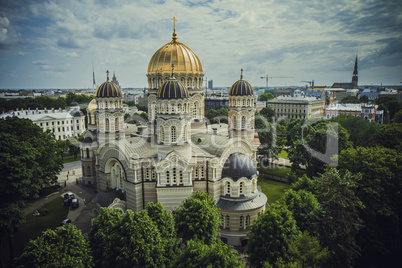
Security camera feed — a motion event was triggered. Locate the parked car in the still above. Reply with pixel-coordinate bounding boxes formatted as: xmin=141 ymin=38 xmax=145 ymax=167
xmin=60 ymin=219 xmax=71 ymax=226
xmin=71 ymin=198 xmax=79 ymax=209
xmin=64 ymin=192 xmax=75 ymax=200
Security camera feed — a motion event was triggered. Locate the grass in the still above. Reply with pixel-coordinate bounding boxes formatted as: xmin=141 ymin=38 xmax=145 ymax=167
xmin=63 ymin=156 xmax=79 ymax=164
xmin=258 ymin=177 xmax=290 ymax=204
xmin=259 ymin=165 xmax=292 ymax=177
xmin=277 ymin=150 xmax=288 ymax=159
xmin=14 ymin=196 xmax=69 ymax=257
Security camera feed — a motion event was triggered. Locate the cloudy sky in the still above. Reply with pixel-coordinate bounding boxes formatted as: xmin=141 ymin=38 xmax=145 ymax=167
xmin=0 ymin=0 xmax=401 ymax=89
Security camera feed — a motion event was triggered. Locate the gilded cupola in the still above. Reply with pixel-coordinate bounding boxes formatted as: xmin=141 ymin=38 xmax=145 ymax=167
xmin=147 ymin=26 xmax=203 ymax=75
xmin=96 ymin=70 xmax=122 ymax=98
xmin=229 ymin=69 xmax=254 ymax=96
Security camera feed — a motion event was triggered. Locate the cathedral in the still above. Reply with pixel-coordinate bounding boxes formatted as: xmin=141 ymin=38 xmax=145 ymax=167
xmin=80 ymin=22 xmax=267 ymax=245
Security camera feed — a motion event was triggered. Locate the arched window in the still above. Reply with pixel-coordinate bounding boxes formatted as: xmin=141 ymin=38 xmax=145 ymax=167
xmin=159 ymin=126 xmax=164 ymax=143
xmin=193 ymin=102 xmax=198 ymax=118
xmin=105 ymin=101 xmax=108 ymax=108
xmin=105 ymin=118 xmax=109 ymax=131
xmin=179 ymin=170 xmax=183 ymax=184
xmin=240 ymin=181 xmax=244 ymax=195
xmin=241 ymin=116 xmax=246 ymax=129
xmin=178 ymin=103 xmax=182 ymax=113
xmin=171 ymin=126 xmax=177 ymax=143
xmin=246 ymin=215 xmax=250 ymax=229
xmin=115 ymin=118 xmax=119 ymax=131
xmin=173 ymin=168 xmax=177 ymax=184
xmin=233 ymin=116 xmax=237 ymax=129
xmin=226 ymin=215 xmax=230 ymax=229
xmin=243 ymin=99 xmax=245 ymax=106
xmin=86 ymin=148 xmax=90 ymax=158
xmin=247 ymin=99 xmax=250 ymax=107
xmin=166 ymin=171 xmax=170 ymax=184
xmin=226 ymin=181 xmax=231 ymax=195
xmin=240 ymin=216 xmax=244 ymax=229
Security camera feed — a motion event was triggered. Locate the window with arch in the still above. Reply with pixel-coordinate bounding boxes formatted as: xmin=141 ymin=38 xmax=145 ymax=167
xmin=242 ymin=99 xmax=245 ymax=106
xmin=240 ymin=215 xmax=244 ymax=229
xmin=115 ymin=118 xmax=119 ymax=131
xmin=86 ymin=148 xmax=90 ymax=158
xmin=226 ymin=215 xmax=230 ymax=229
xmin=166 ymin=171 xmax=170 ymax=184
xmin=226 ymin=181 xmax=231 ymax=195
xmin=233 ymin=116 xmax=237 ymax=129
xmin=178 ymin=103 xmax=182 ymax=113
xmin=105 ymin=101 xmax=108 ymax=108
xmin=171 ymin=126 xmax=177 ymax=143
xmin=105 ymin=118 xmax=109 ymax=131
xmin=179 ymin=170 xmax=183 ymax=184
xmin=184 ymin=125 xmax=188 ymax=142
xmin=240 ymin=181 xmax=244 ymax=194
xmin=193 ymin=102 xmax=198 ymax=117
xmin=246 ymin=215 xmax=250 ymax=229
xmin=241 ymin=116 xmax=246 ymax=129
xmin=173 ymin=168 xmax=177 ymax=184
xmin=159 ymin=126 xmax=164 ymax=143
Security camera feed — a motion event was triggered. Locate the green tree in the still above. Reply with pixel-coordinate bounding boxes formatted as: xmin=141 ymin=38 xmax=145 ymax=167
xmin=331 ymin=115 xmax=380 ymax=147
xmin=0 ymin=117 xmax=63 ymax=262
xmin=246 ymin=203 xmax=301 ymax=267
xmin=286 ymin=120 xmax=352 ymax=178
xmin=259 ymin=92 xmax=275 ymax=102
xmin=255 ymin=110 xmax=281 ymax=158
xmin=174 ymin=191 xmax=221 ymax=245
xmin=290 ymin=174 xmax=316 ymax=193
xmin=88 ymin=208 xmax=123 ymax=268
xmin=144 ymin=202 xmax=179 ymax=264
xmin=68 ymin=140 xmax=81 ymax=160
xmin=17 ymin=224 xmax=93 ymax=267
xmin=359 ymin=95 xmax=369 ymax=103
xmin=374 ymin=123 xmax=402 ymax=150
xmin=311 ymin=168 xmax=364 ymax=268
xmin=172 ymin=239 xmax=243 ymax=268
xmin=338 ymin=146 xmax=402 ymax=263
xmin=392 ymin=110 xmax=402 ymax=123
xmin=278 ymin=189 xmax=320 ymax=232
xmin=340 ymin=96 xmax=359 ymax=103
xmin=206 ymin=108 xmax=228 ymax=124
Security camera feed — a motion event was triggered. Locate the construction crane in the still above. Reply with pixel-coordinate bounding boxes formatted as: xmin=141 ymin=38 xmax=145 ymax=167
xmin=261 ymin=75 xmax=293 ymax=91
xmin=301 ymin=80 xmax=315 ymax=90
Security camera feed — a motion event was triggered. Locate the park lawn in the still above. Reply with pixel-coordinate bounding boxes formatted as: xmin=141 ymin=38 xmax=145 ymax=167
xmin=259 ymin=165 xmax=292 ymax=177
xmin=14 ymin=196 xmax=69 ymax=257
xmin=258 ymin=177 xmax=290 ymax=204
xmin=277 ymin=150 xmax=288 ymax=159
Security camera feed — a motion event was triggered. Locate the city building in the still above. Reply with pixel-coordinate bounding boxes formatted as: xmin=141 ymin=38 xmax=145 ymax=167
xmin=324 ymin=103 xmax=383 ymax=123
xmin=266 ymin=90 xmax=325 ymax=121
xmin=80 ymin=25 xmax=267 ymax=246
xmin=0 ymin=101 xmax=85 ymax=140
xmin=205 ymin=96 xmax=229 ymax=111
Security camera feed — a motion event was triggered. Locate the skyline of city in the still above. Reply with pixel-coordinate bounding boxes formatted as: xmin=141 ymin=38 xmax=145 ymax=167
xmin=0 ymin=0 xmax=401 ymax=89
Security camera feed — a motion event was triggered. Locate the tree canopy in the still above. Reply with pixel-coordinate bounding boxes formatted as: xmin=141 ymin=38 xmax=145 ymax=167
xmin=172 ymin=239 xmax=243 ymax=268
xmin=206 ymin=108 xmax=228 ymax=124
xmin=174 ymin=191 xmax=221 ymax=245
xmin=17 ymin=224 xmax=93 ymax=268
xmin=259 ymin=92 xmax=275 ymax=102
xmin=246 ymin=203 xmax=300 ymax=267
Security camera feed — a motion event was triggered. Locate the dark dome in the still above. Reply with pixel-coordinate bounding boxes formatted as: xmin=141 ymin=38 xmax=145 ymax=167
xmin=229 ymin=79 xmax=254 ymax=96
xmin=82 ymin=137 xmax=93 ymax=144
xmin=69 ymin=99 xmax=79 ymax=106
xmin=221 ymin=152 xmax=257 ymax=180
xmin=157 ymin=76 xmax=189 ymax=99
xmin=96 ymin=81 xmax=122 ymax=98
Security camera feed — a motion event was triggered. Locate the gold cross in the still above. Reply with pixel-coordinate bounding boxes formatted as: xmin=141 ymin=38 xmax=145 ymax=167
xmin=172 ymin=16 xmax=177 ymax=31
xmin=106 ymin=70 xmax=109 ymax=81
xmin=241 ymin=68 xmax=243 ymax=80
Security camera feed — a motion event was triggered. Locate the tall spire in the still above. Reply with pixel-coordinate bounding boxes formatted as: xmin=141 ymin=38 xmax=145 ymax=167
xmin=172 ymin=16 xmax=178 ymax=42
xmin=352 ymin=55 xmax=358 ymax=87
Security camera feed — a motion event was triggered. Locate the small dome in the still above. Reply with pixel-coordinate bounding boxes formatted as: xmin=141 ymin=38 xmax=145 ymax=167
xmin=157 ymin=76 xmax=189 ymax=99
xmin=229 ymin=70 xmax=254 ymax=96
xmin=222 ymin=152 xmax=257 ymax=181
xmin=69 ymin=99 xmax=79 ymax=106
xmin=148 ymin=31 xmax=203 ymax=75
xmin=96 ymin=71 xmax=122 ymax=98
xmin=88 ymin=99 xmax=97 ymax=111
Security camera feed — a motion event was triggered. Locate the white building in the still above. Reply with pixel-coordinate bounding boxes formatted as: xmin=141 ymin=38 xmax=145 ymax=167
xmin=0 ymin=101 xmax=86 ymax=140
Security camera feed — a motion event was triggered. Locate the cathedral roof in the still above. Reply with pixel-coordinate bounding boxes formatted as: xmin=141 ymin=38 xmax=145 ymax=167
xmin=96 ymin=71 xmax=122 ymax=98
xmin=217 ymin=192 xmax=267 ymax=211
xmin=157 ymin=76 xmax=189 ymax=99
xmin=221 ymin=152 xmax=257 ymax=180
xmin=229 ymin=70 xmax=254 ymax=96
xmin=147 ymin=30 xmax=203 ymax=75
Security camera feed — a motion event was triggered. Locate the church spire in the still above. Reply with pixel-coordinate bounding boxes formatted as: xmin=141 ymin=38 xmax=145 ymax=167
xmin=352 ymin=55 xmax=358 ymax=87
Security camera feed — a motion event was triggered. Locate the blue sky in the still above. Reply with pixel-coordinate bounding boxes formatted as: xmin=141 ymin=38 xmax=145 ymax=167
xmin=0 ymin=0 xmax=401 ymax=89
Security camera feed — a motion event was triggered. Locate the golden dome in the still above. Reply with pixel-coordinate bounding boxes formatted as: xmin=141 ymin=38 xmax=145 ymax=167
xmin=88 ymin=99 xmax=97 ymax=111
xmin=147 ymin=31 xmax=203 ymax=75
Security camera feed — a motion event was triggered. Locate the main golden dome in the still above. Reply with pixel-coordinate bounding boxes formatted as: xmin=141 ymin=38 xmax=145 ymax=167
xmin=147 ymin=31 xmax=203 ymax=75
